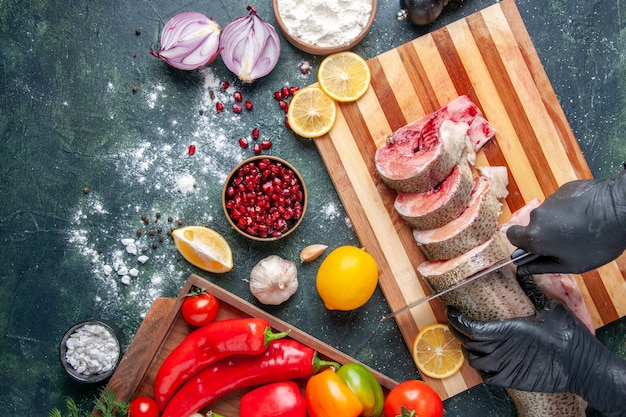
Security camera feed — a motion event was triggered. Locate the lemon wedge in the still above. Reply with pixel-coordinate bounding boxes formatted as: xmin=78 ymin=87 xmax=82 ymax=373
xmin=171 ymin=226 xmax=234 ymax=273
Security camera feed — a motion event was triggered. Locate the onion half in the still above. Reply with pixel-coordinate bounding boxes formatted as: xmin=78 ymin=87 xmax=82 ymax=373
xmin=220 ymin=6 xmax=281 ymax=83
xmin=150 ymin=12 xmax=221 ymax=71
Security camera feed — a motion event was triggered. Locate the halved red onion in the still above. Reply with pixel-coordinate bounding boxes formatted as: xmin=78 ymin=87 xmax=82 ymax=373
xmin=220 ymin=6 xmax=281 ymax=83
xmin=150 ymin=12 xmax=221 ymax=71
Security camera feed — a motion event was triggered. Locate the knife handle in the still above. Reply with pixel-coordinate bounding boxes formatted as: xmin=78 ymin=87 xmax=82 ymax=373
xmin=511 ymin=248 xmax=540 ymax=266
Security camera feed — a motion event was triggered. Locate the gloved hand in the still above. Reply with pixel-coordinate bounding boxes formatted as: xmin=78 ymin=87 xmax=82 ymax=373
xmin=446 ymin=274 xmax=626 ymax=417
xmin=507 ymin=169 xmax=626 ymax=275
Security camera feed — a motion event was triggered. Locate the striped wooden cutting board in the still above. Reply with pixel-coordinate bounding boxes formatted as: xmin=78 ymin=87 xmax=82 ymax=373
xmin=313 ymin=0 xmax=626 ymax=400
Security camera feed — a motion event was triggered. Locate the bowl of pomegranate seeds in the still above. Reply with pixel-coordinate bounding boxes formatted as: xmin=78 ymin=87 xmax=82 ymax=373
xmin=223 ymin=156 xmax=307 ymax=241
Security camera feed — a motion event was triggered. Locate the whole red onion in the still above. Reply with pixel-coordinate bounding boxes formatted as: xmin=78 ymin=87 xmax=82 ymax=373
xmin=219 ymin=6 xmax=281 ymax=83
xmin=150 ymin=12 xmax=221 ymax=71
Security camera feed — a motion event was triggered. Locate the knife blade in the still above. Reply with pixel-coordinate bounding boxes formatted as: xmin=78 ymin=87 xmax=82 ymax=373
xmin=379 ymin=248 xmax=539 ymax=322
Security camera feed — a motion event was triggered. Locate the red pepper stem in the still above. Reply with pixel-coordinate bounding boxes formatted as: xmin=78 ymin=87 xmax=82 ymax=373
xmin=264 ymin=326 xmax=290 ymax=345
xmin=208 ymin=412 xmax=225 ymax=417
xmin=311 ymin=352 xmax=341 ymax=374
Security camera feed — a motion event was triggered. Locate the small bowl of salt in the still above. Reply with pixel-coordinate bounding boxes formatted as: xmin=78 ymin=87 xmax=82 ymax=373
xmin=59 ymin=319 xmax=125 ymax=383
xmin=273 ymin=0 xmax=377 ymax=55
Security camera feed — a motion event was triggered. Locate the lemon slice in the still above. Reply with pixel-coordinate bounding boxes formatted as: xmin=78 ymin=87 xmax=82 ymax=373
xmin=318 ymin=51 xmax=371 ymax=102
xmin=287 ymin=86 xmax=337 ymax=138
xmin=171 ymin=226 xmax=234 ymax=273
xmin=412 ymin=323 xmax=465 ymax=379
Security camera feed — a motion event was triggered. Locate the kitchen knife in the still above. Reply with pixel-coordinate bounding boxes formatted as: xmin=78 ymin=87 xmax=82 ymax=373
xmin=379 ymin=248 xmax=539 ymax=322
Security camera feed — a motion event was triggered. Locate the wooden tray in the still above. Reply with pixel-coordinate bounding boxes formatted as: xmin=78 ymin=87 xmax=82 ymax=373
xmin=106 ymin=274 xmax=397 ymax=415
xmin=313 ymin=0 xmax=626 ymax=400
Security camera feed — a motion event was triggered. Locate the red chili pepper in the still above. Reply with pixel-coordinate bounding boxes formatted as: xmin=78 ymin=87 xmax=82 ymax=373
xmin=153 ymin=318 xmax=289 ymax=410
xmin=161 ymin=339 xmax=340 ymax=417
xmin=240 ymin=381 xmax=306 ymax=417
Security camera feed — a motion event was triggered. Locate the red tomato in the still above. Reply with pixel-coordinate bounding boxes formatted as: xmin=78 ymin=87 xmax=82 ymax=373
xmin=129 ymin=396 xmax=159 ymax=417
xmin=181 ymin=291 xmax=219 ymax=327
xmin=383 ymin=380 xmax=443 ymax=417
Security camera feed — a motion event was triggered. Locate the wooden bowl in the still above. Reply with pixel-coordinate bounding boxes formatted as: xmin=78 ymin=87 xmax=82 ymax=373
xmin=272 ymin=0 xmax=377 ymax=55
xmin=222 ymin=156 xmax=307 ymax=241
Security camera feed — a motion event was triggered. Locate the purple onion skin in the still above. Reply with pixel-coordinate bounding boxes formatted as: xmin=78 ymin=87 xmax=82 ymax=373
xmin=151 ymin=12 xmax=221 ymax=71
xmin=219 ymin=7 xmax=281 ymax=83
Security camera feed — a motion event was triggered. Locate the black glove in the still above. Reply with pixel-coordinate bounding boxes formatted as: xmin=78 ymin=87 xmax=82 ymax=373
xmin=446 ymin=274 xmax=626 ymax=417
xmin=507 ymin=169 xmax=626 ymax=275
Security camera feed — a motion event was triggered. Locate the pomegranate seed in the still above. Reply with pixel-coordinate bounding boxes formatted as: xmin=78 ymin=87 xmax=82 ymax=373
xmin=245 ymin=100 xmax=254 ymax=111
xmin=278 ymin=100 xmax=289 ymax=112
xmin=188 ymin=144 xmax=196 ymax=156
xmin=261 ymin=140 xmax=272 ymax=149
xmin=238 ymin=138 xmax=249 ymax=148
xmin=273 ymin=91 xmax=283 ymax=101
xmin=281 ymin=86 xmax=290 ymax=98
xmin=284 ymin=118 xmax=290 ymax=129
xmin=289 ymin=86 xmax=300 ymax=95
xmin=251 ymin=128 xmax=260 ymax=140
xmin=221 ymin=81 xmax=229 ymax=90
xmin=232 ymin=104 xmax=242 ymax=114
xmin=253 ymin=143 xmax=262 ymax=155
xmin=216 ymin=102 xmax=224 ymax=112
xmin=234 ymin=91 xmax=243 ymax=102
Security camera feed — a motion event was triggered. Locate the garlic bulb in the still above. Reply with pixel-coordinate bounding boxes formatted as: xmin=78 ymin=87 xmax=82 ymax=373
xmin=249 ymin=255 xmax=298 ymax=305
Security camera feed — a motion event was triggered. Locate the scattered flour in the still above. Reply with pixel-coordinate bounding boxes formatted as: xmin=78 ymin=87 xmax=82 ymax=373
xmin=65 ymin=66 xmax=345 ymax=321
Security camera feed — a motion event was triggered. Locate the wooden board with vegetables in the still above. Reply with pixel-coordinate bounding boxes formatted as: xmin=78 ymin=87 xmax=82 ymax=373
xmin=106 ymin=274 xmax=399 ymax=416
xmin=312 ymin=0 xmax=626 ymax=400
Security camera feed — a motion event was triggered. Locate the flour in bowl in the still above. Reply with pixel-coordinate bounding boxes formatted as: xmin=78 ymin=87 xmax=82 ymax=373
xmin=276 ymin=0 xmax=373 ymax=48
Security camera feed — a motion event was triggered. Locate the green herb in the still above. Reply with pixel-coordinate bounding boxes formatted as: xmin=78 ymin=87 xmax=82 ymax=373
xmin=49 ymin=387 xmax=129 ymax=417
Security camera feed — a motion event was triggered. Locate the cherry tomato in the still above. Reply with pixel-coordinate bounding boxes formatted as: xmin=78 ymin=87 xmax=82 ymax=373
xmin=383 ymin=380 xmax=443 ymax=417
xmin=129 ymin=396 xmax=159 ymax=417
xmin=181 ymin=289 xmax=219 ymax=327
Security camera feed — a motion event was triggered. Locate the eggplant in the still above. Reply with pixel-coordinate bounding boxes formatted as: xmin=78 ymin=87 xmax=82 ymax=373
xmin=397 ymin=0 xmax=448 ymax=26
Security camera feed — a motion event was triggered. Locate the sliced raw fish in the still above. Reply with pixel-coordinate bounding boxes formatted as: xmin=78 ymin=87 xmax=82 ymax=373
xmin=394 ymin=163 xmax=473 ymax=230
xmin=417 ymin=230 xmax=586 ymax=417
xmin=417 ymin=234 xmax=511 ymax=286
xmin=413 ymin=175 xmax=504 ymax=260
xmin=375 ymin=119 xmax=467 ymax=193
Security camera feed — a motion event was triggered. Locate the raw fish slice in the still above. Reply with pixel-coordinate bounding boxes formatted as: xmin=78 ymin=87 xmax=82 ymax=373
xmin=394 ymin=163 xmax=473 ymax=230
xmin=375 ymin=119 xmax=466 ymax=193
xmin=417 ymin=234 xmax=511 ymax=287
xmin=413 ymin=175 xmax=504 ymax=260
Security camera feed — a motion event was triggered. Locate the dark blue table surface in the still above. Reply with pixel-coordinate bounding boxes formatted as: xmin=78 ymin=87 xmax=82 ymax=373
xmin=0 ymin=0 xmax=624 ymax=415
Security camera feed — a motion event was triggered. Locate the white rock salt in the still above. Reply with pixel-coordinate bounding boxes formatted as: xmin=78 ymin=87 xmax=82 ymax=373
xmin=125 ymin=242 xmax=138 ymax=255
xmin=64 ymin=324 xmax=120 ymax=376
